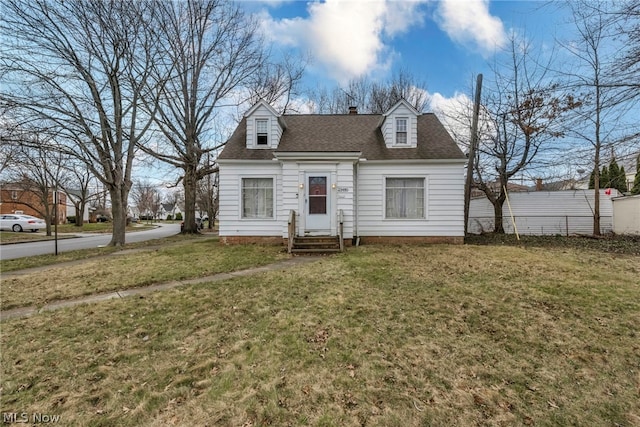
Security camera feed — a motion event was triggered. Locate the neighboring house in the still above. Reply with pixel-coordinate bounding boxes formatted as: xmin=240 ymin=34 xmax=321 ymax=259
xmin=63 ymin=189 xmax=92 ymax=223
xmin=0 ymin=184 xmax=67 ymax=224
xmin=217 ymin=100 xmax=467 ymax=246
xmin=468 ymin=189 xmax=619 ymax=235
xmin=612 ymin=194 xmax=640 ymax=235
xmin=618 ymin=151 xmax=639 ymax=193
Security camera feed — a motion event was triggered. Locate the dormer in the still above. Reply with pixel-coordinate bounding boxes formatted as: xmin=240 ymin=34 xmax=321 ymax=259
xmin=244 ymin=100 xmax=287 ymax=149
xmin=378 ymin=99 xmax=420 ymax=148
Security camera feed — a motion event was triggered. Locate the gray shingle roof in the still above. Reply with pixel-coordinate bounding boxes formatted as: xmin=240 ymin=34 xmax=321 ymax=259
xmin=218 ymin=113 xmax=465 ymax=161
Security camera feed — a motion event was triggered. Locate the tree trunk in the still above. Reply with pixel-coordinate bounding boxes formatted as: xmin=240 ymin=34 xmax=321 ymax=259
xmin=182 ymin=165 xmax=199 ymax=234
xmin=108 ymin=185 xmax=129 ymax=246
xmin=74 ymin=203 xmax=84 ymax=227
xmin=593 ymin=147 xmax=601 ymax=236
xmin=493 ymin=197 xmax=506 ymax=234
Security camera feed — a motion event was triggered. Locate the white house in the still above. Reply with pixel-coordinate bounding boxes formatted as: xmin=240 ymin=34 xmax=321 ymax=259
xmin=217 ymin=100 xmax=466 ymax=249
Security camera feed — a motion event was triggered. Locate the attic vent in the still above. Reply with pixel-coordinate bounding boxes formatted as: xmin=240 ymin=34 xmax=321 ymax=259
xmin=348 ymin=106 xmax=357 ymax=115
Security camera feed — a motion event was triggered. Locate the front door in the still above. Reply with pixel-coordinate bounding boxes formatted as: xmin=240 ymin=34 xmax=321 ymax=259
xmin=305 ymin=173 xmax=331 ymax=233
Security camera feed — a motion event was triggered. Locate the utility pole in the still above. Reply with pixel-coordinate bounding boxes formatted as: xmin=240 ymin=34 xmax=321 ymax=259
xmin=464 ymin=74 xmax=483 ymax=235
xmin=206 ymin=152 xmax=213 ymax=229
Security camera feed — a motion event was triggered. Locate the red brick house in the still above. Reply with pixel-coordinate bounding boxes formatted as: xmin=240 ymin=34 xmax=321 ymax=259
xmin=0 ymin=184 xmax=67 ymax=224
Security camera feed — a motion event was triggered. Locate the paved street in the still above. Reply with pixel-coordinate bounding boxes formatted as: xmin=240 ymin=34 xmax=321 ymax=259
xmin=0 ymin=223 xmax=181 ymax=260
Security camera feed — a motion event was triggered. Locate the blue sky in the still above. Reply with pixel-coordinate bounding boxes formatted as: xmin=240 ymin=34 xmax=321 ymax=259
xmin=242 ymin=0 xmax=573 ymax=111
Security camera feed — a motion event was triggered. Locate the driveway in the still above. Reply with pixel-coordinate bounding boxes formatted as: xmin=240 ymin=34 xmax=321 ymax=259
xmin=0 ymin=223 xmax=181 ymax=260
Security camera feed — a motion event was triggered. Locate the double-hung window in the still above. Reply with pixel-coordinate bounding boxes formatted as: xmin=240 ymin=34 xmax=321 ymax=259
xmin=385 ymin=177 xmax=425 ymax=219
xmin=256 ymin=119 xmax=268 ymax=145
xmin=242 ymin=178 xmax=273 ymax=218
xmin=395 ymin=118 xmax=407 ymax=144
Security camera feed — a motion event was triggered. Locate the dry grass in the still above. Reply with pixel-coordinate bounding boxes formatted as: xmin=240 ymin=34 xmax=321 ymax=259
xmin=1 ymin=238 xmax=286 ymax=310
xmin=0 ymin=231 xmax=61 ymax=244
xmin=1 ymin=244 xmax=639 ymax=426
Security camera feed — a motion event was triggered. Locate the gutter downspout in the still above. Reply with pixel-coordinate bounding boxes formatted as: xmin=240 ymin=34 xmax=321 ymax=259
xmin=354 ymin=160 xmax=360 ymax=246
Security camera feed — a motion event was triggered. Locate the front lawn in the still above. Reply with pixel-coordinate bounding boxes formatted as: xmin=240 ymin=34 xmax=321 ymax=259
xmin=1 ymin=244 xmax=639 ymax=426
xmin=1 ymin=238 xmax=286 ymax=310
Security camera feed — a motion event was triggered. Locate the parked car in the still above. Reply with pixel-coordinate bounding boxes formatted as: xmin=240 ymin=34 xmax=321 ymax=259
xmin=0 ymin=214 xmax=46 ymax=232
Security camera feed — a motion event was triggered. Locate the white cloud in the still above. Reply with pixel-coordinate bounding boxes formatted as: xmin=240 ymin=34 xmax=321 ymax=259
xmin=435 ymin=0 xmax=507 ymax=55
xmin=427 ymin=91 xmax=473 ymax=149
xmin=259 ymin=0 xmax=426 ymax=84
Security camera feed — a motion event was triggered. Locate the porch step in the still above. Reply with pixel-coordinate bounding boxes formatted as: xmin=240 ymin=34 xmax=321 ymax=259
xmin=291 ymin=236 xmax=342 ymax=254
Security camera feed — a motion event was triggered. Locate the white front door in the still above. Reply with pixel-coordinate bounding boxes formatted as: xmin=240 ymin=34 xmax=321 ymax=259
xmin=305 ymin=173 xmax=331 ymax=233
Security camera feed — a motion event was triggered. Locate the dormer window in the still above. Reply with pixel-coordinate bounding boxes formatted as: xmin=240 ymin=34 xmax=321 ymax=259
xmin=396 ymin=118 xmax=407 ymax=144
xmin=256 ymin=119 xmax=268 ymax=145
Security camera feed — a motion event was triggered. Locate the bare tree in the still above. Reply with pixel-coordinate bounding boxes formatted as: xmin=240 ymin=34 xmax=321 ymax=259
xmin=138 ymin=0 xmax=265 ymax=234
xmin=58 ymin=160 xmax=100 ymax=227
xmin=368 ymin=69 xmax=430 ymax=113
xmin=246 ymin=52 xmax=307 ymax=114
xmin=306 ymin=69 xmax=429 ymax=114
xmin=131 ymin=181 xmax=161 ymax=221
xmin=0 ymin=0 xmax=159 ymax=246
xmin=558 ymin=1 xmax=639 ymax=235
xmin=473 ymin=35 xmax=580 ymax=233
xmin=196 ymin=169 xmax=218 ymax=230
xmin=5 ymin=142 xmax=67 ymax=235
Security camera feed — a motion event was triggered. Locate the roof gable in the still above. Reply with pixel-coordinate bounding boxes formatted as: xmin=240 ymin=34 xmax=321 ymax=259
xmin=382 ymin=99 xmax=421 ymax=118
xmin=244 ymin=99 xmax=279 ymax=118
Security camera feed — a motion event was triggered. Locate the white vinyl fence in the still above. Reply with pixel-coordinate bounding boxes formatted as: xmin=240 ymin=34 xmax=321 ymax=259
xmin=468 ymin=190 xmax=618 ymax=235
xmin=612 ymin=195 xmax=640 ymax=236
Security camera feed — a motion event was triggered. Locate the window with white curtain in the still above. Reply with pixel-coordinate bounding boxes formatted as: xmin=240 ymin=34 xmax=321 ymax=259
xmin=242 ymin=178 xmax=273 ymax=218
xmin=385 ymin=177 xmax=425 ymax=218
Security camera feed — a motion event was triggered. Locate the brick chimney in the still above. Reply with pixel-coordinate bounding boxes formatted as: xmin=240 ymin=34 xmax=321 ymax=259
xmin=535 ymin=178 xmax=543 ymax=191
xmin=348 ymin=106 xmax=357 ymax=115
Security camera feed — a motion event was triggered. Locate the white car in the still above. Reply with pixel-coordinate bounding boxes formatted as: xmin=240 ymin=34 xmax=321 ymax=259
xmin=0 ymin=214 xmax=46 ymax=232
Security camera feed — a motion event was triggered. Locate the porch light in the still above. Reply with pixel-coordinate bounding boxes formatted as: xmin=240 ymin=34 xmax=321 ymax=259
xmin=299 ymin=183 xmax=304 ymax=189
xmin=331 ymin=183 xmax=337 ymax=189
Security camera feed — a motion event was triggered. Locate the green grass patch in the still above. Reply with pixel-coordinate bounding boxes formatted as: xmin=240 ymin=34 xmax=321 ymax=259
xmin=1 ymin=244 xmax=639 ymax=426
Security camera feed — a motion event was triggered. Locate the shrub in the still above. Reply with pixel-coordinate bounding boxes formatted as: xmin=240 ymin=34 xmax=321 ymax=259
xmin=67 ymin=216 xmax=76 ymax=224
xmin=175 ymin=212 xmax=183 ymax=221
xmin=166 ymin=214 xmax=173 ymax=221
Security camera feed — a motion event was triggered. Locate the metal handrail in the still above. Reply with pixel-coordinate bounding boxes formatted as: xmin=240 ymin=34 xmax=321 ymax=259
xmin=338 ymin=209 xmax=344 ymax=252
xmin=287 ymin=210 xmax=296 ymax=254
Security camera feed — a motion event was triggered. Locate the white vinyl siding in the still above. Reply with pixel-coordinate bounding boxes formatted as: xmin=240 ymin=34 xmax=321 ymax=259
xmin=218 ymin=163 xmax=282 ymax=236
xmin=358 ymin=163 xmax=464 ymax=237
xmin=242 ymin=178 xmax=273 ymax=218
xmin=244 ymin=102 xmax=283 ymax=149
xmin=381 ymin=103 xmax=418 ymax=148
xmin=385 ymin=177 xmax=424 ymax=218
xmin=280 ymin=161 xmax=355 ymax=238
xmin=219 ymin=160 xmax=355 ymax=238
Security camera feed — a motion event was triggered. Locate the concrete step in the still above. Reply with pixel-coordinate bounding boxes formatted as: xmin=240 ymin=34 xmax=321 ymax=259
xmin=291 ymin=247 xmax=341 ymax=254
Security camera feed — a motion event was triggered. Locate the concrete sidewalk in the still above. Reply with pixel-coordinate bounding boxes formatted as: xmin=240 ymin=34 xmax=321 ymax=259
xmin=0 ymin=256 xmax=320 ymax=321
